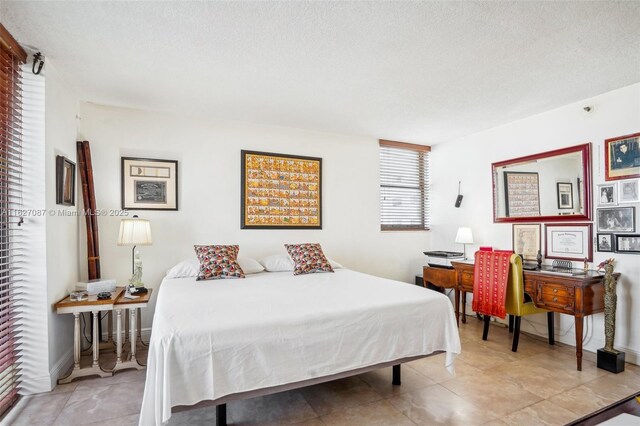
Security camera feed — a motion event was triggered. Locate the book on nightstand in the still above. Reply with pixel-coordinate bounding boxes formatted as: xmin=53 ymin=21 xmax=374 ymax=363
xmin=76 ymin=278 xmax=117 ymax=295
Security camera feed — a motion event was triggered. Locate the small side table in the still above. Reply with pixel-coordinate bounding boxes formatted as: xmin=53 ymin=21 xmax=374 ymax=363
xmin=55 ymin=288 xmax=125 ymax=384
xmin=111 ymin=289 xmax=152 ymax=373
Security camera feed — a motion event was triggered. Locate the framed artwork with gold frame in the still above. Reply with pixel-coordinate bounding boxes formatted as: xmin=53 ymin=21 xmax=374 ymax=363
xmin=605 ymin=132 xmax=640 ymax=181
xmin=241 ymin=150 xmax=322 ymax=229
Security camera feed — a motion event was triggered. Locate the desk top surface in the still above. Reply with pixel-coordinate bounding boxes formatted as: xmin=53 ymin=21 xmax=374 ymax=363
xmin=450 ymin=260 xmax=618 ymax=280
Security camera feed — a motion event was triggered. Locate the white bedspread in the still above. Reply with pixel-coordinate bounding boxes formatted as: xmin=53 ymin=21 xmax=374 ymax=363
xmin=139 ymin=269 xmax=461 ymax=425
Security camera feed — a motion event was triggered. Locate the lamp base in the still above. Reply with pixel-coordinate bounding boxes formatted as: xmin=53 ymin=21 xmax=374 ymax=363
xmin=597 ymin=348 xmax=625 ymax=373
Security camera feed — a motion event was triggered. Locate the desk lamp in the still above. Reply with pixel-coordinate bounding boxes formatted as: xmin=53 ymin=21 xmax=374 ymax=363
xmin=455 ymin=227 xmax=474 ymax=260
xmin=118 ymin=215 xmax=152 ymax=287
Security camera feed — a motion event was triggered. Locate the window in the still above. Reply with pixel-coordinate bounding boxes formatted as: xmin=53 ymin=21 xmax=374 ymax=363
xmin=0 ymin=24 xmax=26 ymax=416
xmin=379 ymin=140 xmax=431 ymax=231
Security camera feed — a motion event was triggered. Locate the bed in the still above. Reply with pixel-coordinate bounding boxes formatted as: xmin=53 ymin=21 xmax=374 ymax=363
xmin=138 ymin=268 xmax=461 ymax=425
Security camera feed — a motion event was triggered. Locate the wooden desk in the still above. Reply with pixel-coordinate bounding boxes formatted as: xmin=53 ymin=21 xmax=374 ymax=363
xmin=451 ymin=261 xmax=618 ymax=371
xmin=422 ymin=266 xmax=470 ymax=322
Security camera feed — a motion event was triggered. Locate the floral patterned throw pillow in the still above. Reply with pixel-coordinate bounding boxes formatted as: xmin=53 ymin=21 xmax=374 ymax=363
xmin=285 ymin=243 xmax=334 ymax=276
xmin=194 ymin=245 xmax=245 ymax=280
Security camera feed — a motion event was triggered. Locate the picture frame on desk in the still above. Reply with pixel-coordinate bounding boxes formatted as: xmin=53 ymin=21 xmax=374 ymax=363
xmin=545 ymin=223 xmax=593 ymax=261
xmin=512 ymin=223 xmax=541 ymax=261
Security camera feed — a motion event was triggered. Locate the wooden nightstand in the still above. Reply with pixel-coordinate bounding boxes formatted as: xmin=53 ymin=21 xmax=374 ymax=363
xmin=55 ymin=288 xmax=125 ymax=384
xmin=111 ymin=289 xmax=153 ymax=373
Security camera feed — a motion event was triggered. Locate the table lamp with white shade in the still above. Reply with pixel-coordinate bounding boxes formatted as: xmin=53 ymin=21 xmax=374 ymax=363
xmin=118 ymin=215 xmax=152 ymax=288
xmin=455 ymin=227 xmax=474 ymax=260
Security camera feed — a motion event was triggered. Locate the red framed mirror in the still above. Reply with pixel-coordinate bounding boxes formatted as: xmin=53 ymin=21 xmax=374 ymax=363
xmin=492 ymin=143 xmax=592 ymax=223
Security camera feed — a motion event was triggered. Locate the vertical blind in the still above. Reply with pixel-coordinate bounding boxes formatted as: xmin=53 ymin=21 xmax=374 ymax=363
xmin=0 ymin=24 xmax=26 ymax=417
xmin=379 ymin=140 xmax=431 ymax=231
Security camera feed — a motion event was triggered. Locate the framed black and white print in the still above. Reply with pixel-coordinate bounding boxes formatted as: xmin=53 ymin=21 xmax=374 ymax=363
xmin=597 ymin=233 xmax=614 ymax=252
xmin=121 ymin=157 xmax=178 ymax=210
xmin=615 ymin=234 xmax=640 ymax=254
xmin=56 ymin=155 xmax=76 ymax=206
xmin=597 ymin=183 xmax=617 ymax=207
xmin=596 ymin=207 xmax=635 ymax=233
xmin=618 ymin=179 xmax=640 ymax=203
xmin=557 ymin=182 xmax=573 ymax=209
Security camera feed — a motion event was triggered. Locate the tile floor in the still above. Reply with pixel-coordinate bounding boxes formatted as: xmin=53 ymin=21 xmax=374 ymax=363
xmin=5 ymin=318 xmax=640 ymax=425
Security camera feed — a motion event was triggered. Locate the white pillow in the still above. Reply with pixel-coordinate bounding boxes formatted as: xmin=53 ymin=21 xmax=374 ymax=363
xmin=237 ymin=257 xmax=265 ymax=274
xmin=166 ymin=259 xmax=199 ymax=278
xmin=167 ymin=257 xmax=264 ymax=278
xmin=259 ymin=254 xmax=343 ymax=271
xmin=259 ymin=254 xmax=294 ymax=272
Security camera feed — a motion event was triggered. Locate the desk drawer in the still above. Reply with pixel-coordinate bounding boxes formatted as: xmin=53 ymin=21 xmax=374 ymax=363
xmin=423 ymin=267 xmax=457 ymax=288
xmin=459 ymin=270 xmax=474 ymax=291
xmin=537 ymin=291 xmax=574 ymax=313
xmin=539 ymin=282 xmax=574 ymax=298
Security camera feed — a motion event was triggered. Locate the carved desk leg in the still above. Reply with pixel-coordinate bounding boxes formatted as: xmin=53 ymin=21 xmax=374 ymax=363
xmin=575 ymin=315 xmax=584 ymax=371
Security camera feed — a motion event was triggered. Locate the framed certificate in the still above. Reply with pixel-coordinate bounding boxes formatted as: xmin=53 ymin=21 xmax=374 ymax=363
xmin=544 ymin=223 xmax=593 ymax=261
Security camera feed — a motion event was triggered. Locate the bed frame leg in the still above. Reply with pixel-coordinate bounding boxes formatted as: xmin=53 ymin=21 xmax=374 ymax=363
xmin=216 ymin=404 xmax=227 ymax=426
xmin=392 ymin=364 xmax=401 ymax=385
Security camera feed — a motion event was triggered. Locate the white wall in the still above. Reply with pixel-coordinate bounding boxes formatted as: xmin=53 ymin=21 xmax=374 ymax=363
xmin=77 ymin=103 xmax=431 ymax=329
xmin=430 ymin=82 xmax=640 ymax=363
xmin=44 ymin=63 xmax=79 ymax=386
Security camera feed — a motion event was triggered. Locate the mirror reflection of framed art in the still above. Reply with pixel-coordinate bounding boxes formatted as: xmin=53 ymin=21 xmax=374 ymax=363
xmin=556 ymin=182 xmax=573 ymax=209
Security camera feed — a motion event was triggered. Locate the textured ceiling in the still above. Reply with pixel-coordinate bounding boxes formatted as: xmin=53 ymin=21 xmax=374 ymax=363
xmin=1 ymin=1 xmax=639 ymax=144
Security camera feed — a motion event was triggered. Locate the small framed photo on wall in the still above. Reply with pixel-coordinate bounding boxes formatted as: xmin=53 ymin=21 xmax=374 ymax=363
xmin=597 ymin=183 xmax=617 ymax=207
xmin=614 ymin=234 xmax=640 ymax=254
xmin=596 ymin=207 xmax=635 ymax=233
xmin=56 ymin=155 xmax=76 ymax=206
xmin=596 ymin=233 xmax=614 ymax=252
xmin=121 ymin=157 xmax=178 ymax=210
xmin=618 ymin=179 xmax=640 ymax=204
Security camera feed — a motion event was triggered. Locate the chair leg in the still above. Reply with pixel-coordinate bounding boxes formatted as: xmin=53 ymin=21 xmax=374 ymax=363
xmin=512 ymin=316 xmax=522 ymax=352
xmin=547 ymin=311 xmax=555 ymax=345
xmin=482 ymin=315 xmax=491 ymax=340
xmin=508 ymin=314 xmax=514 ymax=333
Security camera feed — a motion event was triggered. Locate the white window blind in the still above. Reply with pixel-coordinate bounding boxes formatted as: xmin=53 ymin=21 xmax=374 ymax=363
xmin=0 ymin=24 xmax=26 ymax=416
xmin=379 ymin=140 xmax=431 ymax=231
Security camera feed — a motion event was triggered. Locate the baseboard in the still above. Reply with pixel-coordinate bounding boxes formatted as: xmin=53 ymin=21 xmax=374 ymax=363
xmin=49 ymin=347 xmax=73 ymax=390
